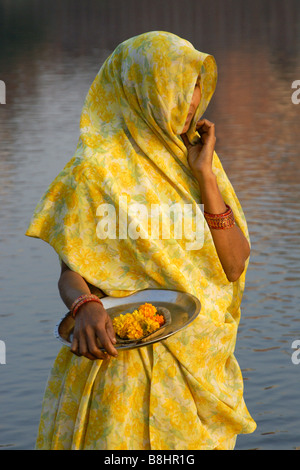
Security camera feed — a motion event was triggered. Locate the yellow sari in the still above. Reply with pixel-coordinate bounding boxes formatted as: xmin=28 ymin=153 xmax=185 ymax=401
xmin=26 ymin=31 xmax=256 ymax=450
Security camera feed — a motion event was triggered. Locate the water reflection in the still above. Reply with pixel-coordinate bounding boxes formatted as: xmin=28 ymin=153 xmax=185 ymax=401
xmin=0 ymin=0 xmax=300 ymax=450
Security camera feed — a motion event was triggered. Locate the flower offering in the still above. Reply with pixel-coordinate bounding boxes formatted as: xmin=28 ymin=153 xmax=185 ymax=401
xmin=112 ymin=303 xmax=165 ymax=340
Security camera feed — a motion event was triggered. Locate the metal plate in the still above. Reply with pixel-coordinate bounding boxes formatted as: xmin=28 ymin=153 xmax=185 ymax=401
xmin=54 ymin=288 xmax=201 ymax=351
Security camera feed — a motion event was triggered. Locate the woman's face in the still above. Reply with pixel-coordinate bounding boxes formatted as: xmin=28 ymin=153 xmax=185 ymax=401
xmin=181 ymin=80 xmax=201 ymax=134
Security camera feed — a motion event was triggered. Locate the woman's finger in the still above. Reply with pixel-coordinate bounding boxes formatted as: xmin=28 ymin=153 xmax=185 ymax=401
xmin=196 ymin=119 xmax=215 ymax=134
xmin=106 ymin=317 xmax=117 ymax=345
xmin=196 ymin=120 xmax=216 ymax=146
xmin=196 ymin=118 xmax=214 ymax=127
xmin=96 ymin=327 xmax=118 ymax=358
xmin=77 ymin=332 xmax=99 ymax=360
xmin=180 ymin=133 xmax=194 ymax=150
xmin=86 ymin=330 xmax=109 ymax=360
xmin=70 ymin=336 xmax=80 ymax=356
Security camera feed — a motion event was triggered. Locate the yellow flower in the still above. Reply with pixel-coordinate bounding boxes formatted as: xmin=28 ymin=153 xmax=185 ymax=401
xmin=112 ymin=303 xmax=165 ymax=340
xmin=143 ymin=318 xmax=160 ymax=334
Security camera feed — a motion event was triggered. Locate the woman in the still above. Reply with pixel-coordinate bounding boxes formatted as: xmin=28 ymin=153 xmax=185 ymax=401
xmin=26 ymin=31 xmax=256 ymax=450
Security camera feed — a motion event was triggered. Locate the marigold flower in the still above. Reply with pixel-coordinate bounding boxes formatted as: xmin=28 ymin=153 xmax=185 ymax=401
xmin=155 ymin=314 xmax=165 ymax=326
xmin=112 ymin=303 xmax=165 ymax=340
xmin=138 ymin=302 xmax=157 ymax=319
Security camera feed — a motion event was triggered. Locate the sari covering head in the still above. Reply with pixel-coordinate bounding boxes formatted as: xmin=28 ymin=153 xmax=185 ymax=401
xmin=26 ymin=31 xmax=256 ymax=450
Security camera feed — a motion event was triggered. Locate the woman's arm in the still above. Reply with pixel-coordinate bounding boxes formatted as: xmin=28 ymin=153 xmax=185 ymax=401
xmin=196 ymin=170 xmax=250 ymax=282
xmin=58 ymin=261 xmax=118 ymax=360
xmin=181 ymin=119 xmax=250 ymax=282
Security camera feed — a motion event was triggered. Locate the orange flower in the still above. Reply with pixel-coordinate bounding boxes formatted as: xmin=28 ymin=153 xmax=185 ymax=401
xmin=138 ymin=302 xmax=157 ymax=319
xmin=155 ymin=314 xmax=165 ymax=326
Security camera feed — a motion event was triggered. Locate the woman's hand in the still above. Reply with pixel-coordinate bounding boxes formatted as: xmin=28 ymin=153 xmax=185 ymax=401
xmin=71 ymin=301 xmax=118 ymax=361
xmin=58 ymin=261 xmax=118 ymax=360
xmin=181 ymin=119 xmax=216 ymax=178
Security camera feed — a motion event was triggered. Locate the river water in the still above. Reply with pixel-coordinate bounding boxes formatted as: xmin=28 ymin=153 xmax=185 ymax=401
xmin=0 ymin=0 xmax=300 ymax=450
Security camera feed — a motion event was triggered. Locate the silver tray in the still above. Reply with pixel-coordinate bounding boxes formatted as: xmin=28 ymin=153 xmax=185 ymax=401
xmin=54 ymin=288 xmax=201 ymax=351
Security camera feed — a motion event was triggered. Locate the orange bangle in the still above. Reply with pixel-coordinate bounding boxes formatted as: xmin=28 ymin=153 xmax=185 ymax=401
xmin=71 ymin=294 xmax=103 ymax=318
xmin=204 ymin=204 xmax=235 ymax=230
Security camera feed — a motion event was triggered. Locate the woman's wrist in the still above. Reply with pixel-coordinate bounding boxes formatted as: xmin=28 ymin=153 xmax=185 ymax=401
xmin=58 ymin=265 xmax=92 ymax=311
xmin=194 ymin=167 xmax=216 ymax=183
xmin=71 ymin=293 xmax=104 ymax=318
xmin=74 ymin=299 xmax=106 ymax=321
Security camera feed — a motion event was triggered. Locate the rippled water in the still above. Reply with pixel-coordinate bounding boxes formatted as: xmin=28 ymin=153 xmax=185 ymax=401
xmin=1 ymin=0 xmax=300 ymax=450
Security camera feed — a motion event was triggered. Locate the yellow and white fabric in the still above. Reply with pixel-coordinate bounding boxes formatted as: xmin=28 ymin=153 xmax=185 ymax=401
xmin=26 ymin=31 xmax=256 ymax=450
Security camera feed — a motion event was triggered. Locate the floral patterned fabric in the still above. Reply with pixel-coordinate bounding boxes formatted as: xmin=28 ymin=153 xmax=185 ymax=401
xmin=26 ymin=31 xmax=256 ymax=450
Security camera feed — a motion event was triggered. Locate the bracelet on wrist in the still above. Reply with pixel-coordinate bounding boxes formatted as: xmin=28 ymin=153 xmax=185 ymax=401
xmin=204 ymin=203 xmax=235 ymax=230
xmin=70 ymin=294 xmax=104 ymax=318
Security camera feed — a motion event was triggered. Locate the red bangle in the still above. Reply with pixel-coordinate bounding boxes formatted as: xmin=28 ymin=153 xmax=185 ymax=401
xmin=71 ymin=294 xmax=104 ymax=318
xmin=204 ymin=204 xmax=235 ymax=230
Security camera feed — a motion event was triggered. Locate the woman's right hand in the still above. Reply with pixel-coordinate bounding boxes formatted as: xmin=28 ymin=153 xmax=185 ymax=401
xmin=70 ymin=301 xmax=118 ymax=360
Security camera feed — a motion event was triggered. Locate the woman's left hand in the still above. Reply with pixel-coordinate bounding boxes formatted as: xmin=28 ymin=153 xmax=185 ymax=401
xmin=181 ymin=119 xmax=216 ymax=178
